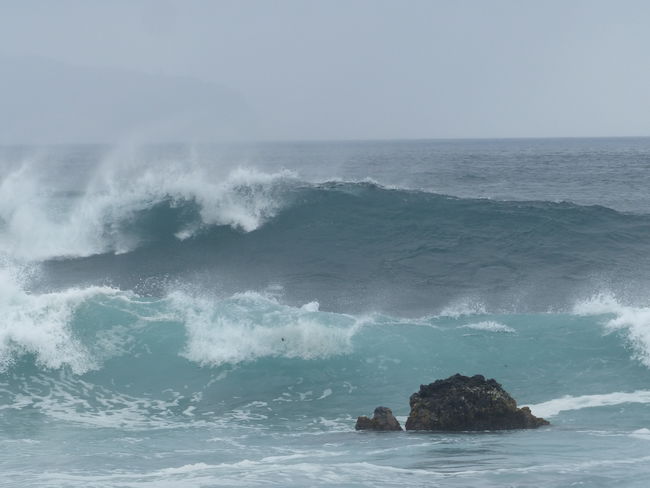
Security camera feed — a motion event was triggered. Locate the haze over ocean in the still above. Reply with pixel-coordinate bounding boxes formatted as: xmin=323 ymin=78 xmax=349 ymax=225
xmin=2 ymin=1 xmax=650 ymax=486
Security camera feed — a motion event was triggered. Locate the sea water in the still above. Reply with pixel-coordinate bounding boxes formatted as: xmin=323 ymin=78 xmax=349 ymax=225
xmin=2 ymin=138 xmax=650 ymax=486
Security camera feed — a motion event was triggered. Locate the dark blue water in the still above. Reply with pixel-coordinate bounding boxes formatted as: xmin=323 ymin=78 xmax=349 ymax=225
xmin=2 ymin=138 xmax=650 ymax=487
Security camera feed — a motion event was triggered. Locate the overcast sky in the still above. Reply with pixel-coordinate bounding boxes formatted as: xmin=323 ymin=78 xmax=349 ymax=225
xmin=1 ymin=0 xmax=649 ymax=142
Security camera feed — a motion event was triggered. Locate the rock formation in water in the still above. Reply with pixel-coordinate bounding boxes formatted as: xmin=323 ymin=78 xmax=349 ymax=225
xmin=405 ymin=374 xmax=549 ymax=431
xmin=355 ymin=406 xmax=403 ymax=431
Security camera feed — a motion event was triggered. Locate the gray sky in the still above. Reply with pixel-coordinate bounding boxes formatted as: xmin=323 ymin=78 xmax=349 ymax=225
xmin=1 ymin=0 xmax=649 ymax=142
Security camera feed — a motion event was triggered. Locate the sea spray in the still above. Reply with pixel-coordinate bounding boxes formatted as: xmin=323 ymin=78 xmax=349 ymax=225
xmin=0 ymin=162 xmax=298 ymax=260
xmin=168 ymin=291 xmax=360 ymax=366
xmin=0 ymin=265 xmax=117 ymax=373
xmin=574 ymin=294 xmax=650 ymax=367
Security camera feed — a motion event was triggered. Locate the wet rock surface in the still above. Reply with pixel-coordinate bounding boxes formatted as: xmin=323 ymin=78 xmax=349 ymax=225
xmin=355 ymin=406 xmax=403 ymax=431
xmin=405 ymin=374 xmax=549 ymax=431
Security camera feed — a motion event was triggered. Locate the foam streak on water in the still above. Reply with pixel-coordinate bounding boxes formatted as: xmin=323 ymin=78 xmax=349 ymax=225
xmin=527 ymin=390 xmax=650 ymax=418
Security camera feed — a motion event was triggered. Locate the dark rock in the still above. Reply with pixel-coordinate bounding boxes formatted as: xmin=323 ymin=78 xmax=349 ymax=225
xmin=355 ymin=406 xmax=403 ymax=431
xmin=405 ymin=374 xmax=549 ymax=431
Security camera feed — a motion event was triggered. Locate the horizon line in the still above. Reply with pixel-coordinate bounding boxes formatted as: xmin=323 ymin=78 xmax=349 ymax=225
xmin=1 ymin=134 xmax=650 ymax=147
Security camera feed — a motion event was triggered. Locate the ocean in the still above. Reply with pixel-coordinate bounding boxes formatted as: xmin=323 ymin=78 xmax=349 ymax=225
xmin=2 ymin=137 xmax=650 ymax=486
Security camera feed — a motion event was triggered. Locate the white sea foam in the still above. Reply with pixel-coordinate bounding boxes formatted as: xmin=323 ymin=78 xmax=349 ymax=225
xmin=0 ymin=259 xmax=361 ymax=373
xmin=573 ymin=294 xmax=650 ymax=367
xmin=460 ymin=321 xmax=515 ymax=333
xmin=438 ymin=299 xmax=487 ymax=318
xmin=29 ymin=460 xmax=436 ymax=488
xmin=167 ymin=291 xmax=361 ymax=366
xmin=0 ymin=265 xmax=119 ymax=373
xmin=27 ymin=455 xmax=650 ymax=488
xmin=157 ymin=463 xmax=215 ymax=475
xmin=0 ymin=161 xmax=297 ymax=261
xmin=2 ymin=373 xmax=216 ymax=430
xmin=300 ymin=301 xmax=320 ymax=312
xmin=317 ymin=388 xmax=333 ymax=399
xmin=526 ymin=390 xmax=650 ymax=418
xmin=630 ymin=428 xmax=650 ymax=440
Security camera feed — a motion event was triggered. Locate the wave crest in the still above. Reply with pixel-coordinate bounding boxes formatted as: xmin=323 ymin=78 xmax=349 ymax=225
xmin=0 ymin=265 xmax=117 ymax=373
xmin=169 ymin=291 xmax=361 ymax=366
xmin=574 ymin=294 xmax=650 ymax=367
xmin=0 ymin=265 xmax=363 ymax=374
xmin=0 ymin=162 xmax=297 ymax=261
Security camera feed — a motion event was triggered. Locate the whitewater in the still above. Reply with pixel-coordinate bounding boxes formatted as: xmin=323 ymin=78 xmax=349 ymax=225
xmin=2 ymin=138 xmax=650 ymax=487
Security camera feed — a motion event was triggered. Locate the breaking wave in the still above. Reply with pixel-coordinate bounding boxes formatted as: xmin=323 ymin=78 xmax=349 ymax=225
xmin=574 ymin=294 xmax=650 ymax=368
xmin=0 ymin=163 xmax=298 ymax=260
xmin=2 ymin=260 xmax=650 ymax=423
xmin=2 ymin=164 xmax=648 ymax=314
xmin=0 ymin=268 xmax=361 ymax=375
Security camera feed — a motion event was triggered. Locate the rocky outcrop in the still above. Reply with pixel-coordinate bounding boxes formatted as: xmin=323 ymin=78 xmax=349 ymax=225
xmin=355 ymin=406 xmax=403 ymax=431
xmin=405 ymin=374 xmax=549 ymax=431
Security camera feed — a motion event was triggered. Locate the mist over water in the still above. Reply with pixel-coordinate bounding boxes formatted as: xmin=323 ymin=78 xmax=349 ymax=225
xmin=3 ymin=138 xmax=650 ymax=486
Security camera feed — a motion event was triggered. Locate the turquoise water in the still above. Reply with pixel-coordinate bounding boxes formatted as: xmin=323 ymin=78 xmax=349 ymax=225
xmin=2 ymin=139 xmax=650 ymax=486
